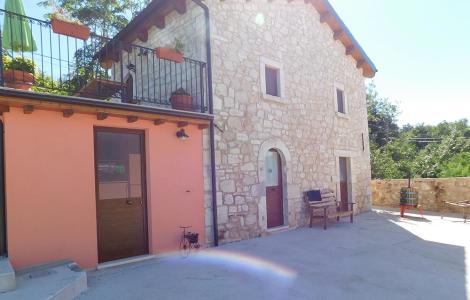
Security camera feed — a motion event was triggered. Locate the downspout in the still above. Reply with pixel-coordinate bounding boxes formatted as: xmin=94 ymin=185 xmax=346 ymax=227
xmin=191 ymin=0 xmax=218 ymax=246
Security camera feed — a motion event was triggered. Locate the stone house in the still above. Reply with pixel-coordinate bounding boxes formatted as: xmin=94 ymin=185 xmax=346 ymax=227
xmin=0 ymin=0 xmax=377 ymax=274
xmin=101 ymin=0 xmax=377 ymax=245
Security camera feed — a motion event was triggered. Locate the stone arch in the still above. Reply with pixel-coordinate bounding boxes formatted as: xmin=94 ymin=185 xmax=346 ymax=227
xmin=257 ymin=139 xmax=292 ymax=230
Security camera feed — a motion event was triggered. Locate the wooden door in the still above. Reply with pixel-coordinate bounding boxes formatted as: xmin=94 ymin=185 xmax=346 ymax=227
xmin=266 ymin=150 xmax=284 ymax=228
xmin=339 ymin=157 xmax=349 ymax=211
xmin=95 ymin=128 xmax=148 ymax=263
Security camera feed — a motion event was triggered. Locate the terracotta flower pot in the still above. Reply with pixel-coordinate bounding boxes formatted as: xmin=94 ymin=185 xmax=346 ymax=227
xmin=155 ymin=47 xmax=184 ymax=63
xmin=3 ymin=69 xmax=34 ymax=91
xmin=51 ymin=18 xmax=91 ymax=40
xmin=170 ymin=94 xmax=193 ymax=111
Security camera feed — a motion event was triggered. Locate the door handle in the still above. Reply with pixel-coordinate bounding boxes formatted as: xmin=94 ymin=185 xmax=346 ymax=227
xmin=126 ymin=200 xmax=133 ymax=205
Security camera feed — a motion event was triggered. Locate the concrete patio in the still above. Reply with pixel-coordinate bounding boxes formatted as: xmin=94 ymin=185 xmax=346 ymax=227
xmin=79 ymin=209 xmax=469 ymax=300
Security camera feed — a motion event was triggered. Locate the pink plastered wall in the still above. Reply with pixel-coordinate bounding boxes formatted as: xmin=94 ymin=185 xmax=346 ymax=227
xmin=3 ymin=106 xmax=205 ymax=269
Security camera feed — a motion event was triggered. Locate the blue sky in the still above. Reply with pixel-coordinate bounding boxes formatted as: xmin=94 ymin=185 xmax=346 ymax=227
xmin=329 ymin=0 xmax=470 ymax=126
xmin=4 ymin=0 xmax=470 ymax=126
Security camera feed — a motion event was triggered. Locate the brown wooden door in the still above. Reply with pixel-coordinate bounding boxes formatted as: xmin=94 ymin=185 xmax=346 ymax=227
xmin=266 ymin=150 xmax=284 ymax=228
xmin=339 ymin=157 xmax=349 ymax=211
xmin=95 ymin=128 xmax=148 ymax=263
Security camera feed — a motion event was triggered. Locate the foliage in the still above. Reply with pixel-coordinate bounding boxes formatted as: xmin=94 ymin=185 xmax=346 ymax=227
xmin=31 ymin=74 xmax=69 ymax=95
xmin=367 ymin=82 xmax=470 ymax=179
xmin=367 ymin=82 xmax=400 ymax=147
xmin=39 ymin=1 xmax=84 ymax=25
xmin=38 ymin=0 xmax=151 ymax=37
xmin=4 ymin=57 xmax=36 ymax=73
xmin=169 ymin=38 xmax=185 ymax=53
xmin=439 ymin=152 xmax=470 ymax=177
xmin=172 ymin=87 xmax=190 ymax=96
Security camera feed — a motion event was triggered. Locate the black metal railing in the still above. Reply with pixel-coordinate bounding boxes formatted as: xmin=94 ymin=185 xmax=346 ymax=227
xmin=0 ymin=9 xmax=208 ymax=113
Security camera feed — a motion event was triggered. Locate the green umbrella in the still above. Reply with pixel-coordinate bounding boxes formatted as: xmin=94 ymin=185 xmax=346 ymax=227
xmin=3 ymin=0 xmax=37 ymax=52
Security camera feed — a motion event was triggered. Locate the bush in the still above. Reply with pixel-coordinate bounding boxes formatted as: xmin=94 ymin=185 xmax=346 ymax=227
xmin=439 ymin=152 xmax=470 ymax=178
xmin=5 ymin=57 xmax=35 ymax=73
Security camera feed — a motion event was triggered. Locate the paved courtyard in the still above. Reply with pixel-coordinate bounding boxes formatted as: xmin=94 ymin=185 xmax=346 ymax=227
xmin=80 ymin=209 xmax=469 ymax=300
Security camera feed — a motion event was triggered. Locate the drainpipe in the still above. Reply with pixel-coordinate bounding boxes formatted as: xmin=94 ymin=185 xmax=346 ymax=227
xmin=191 ymin=0 xmax=218 ymax=246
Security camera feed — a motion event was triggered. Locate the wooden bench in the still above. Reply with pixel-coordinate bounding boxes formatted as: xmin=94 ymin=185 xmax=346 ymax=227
xmin=305 ymin=189 xmax=355 ymax=230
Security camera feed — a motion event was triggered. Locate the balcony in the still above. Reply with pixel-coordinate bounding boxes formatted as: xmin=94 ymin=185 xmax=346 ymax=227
xmin=0 ymin=9 xmax=208 ymax=114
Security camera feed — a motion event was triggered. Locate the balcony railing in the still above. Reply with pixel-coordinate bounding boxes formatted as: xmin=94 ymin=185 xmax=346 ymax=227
xmin=0 ymin=9 xmax=208 ymax=113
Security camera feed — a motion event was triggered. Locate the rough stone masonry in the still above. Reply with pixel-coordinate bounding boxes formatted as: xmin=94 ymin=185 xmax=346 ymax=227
xmin=119 ymin=0 xmax=373 ymax=245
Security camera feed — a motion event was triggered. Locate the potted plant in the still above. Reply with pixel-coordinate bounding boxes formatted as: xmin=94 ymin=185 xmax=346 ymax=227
xmin=3 ymin=56 xmax=35 ymax=90
xmin=40 ymin=1 xmax=90 ymax=40
xmin=155 ymin=38 xmax=185 ymax=63
xmin=170 ymin=88 xmax=193 ymax=111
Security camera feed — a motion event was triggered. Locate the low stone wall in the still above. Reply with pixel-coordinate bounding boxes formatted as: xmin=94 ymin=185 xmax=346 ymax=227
xmin=372 ymin=178 xmax=470 ymax=214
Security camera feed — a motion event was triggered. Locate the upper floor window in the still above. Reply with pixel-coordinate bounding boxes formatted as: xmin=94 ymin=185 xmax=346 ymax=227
xmin=260 ymin=57 xmax=285 ymax=103
xmin=336 ymin=88 xmax=345 ymax=114
xmin=265 ymin=67 xmax=280 ymax=97
xmin=334 ymin=83 xmax=348 ymax=116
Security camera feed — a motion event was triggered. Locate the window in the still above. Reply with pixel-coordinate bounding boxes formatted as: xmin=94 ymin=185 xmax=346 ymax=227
xmin=334 ymin=83 xmax=348 ymax=116
xmin=260 ymin=57 xmax=285 ymax=102
xmin=336 ymin=88 xmax=345 ymax=114
xmin=265 ymin=67 xmax=280 ymax=97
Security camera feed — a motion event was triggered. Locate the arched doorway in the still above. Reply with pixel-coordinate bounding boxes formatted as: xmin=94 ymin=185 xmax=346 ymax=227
xmin=265 ymin=149 xmax=284 ymax=228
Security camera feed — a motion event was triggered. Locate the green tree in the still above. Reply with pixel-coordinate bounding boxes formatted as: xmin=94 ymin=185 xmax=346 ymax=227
xmin=38 ymin=0 xmax=150 ymax=37
xmin=367 ymin=82 xmax=400 ymax=148
xmin=439 ymin=152 xmax=470 ymax=177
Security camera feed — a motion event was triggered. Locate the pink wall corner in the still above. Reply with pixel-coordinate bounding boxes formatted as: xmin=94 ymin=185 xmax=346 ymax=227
xmin=146 ymin=123 xmax=205 ymax=254
xmin=4 ymin=108 xmax=98 ymax=269
xmin=3 ymin=106 xmax=206 ymax=269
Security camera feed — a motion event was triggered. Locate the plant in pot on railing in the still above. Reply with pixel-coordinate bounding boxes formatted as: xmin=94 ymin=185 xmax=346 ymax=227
xmin=40 ymin=1 xmax=90 ymax=40
xmin=170 ymin=88 xmax=193 ymax=111
xmin=155 ymin=38 xmax=185 ymax=63
xmin=2 ymin=56 xmax=35 ymax=90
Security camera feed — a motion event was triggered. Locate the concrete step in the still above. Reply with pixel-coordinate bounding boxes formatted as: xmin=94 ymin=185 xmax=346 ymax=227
xmin=1 ymin=260 xmax=87 ymax=300
xmin=0 ymin=258 xmax=15 ymax=292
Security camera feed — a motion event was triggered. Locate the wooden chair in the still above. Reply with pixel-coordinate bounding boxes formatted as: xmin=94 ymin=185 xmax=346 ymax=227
xmin=305 ymin=188 xmax=355 ymax=230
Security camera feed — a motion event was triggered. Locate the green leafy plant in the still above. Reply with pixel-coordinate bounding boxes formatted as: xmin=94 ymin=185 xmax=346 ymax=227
xmin=171 ymin=87 xmax=190 ymax=96
xmin=38 ymin=0 xmax=84 ymax=25
xmin=169 ymin=38 xmax=185 ymax=53
xmin=2 ymin=55 xmax=11 ymax=70
xmin=5 ymin=57 xmax=35 ymax=73
xmin=31 ymin=74 xmax=68 ymax=95
xmin=37 ymin=0 xmax=150 ymax=37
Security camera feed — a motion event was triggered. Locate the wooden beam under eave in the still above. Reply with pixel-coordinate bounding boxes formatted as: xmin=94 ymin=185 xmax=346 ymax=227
xmin=0 ymin=105 xmax=10 ymax=115
xmin=174 ymin=0 xmax=187 ymax=14
xmin=137 ymin=30 xmax=148 ymax=43
xmin=177 ymin=121 xmax=189 ymax=128
xmin=154 ymin=119 xmax=166 ymax=126
xmin=333 ymin=30 xmax=345 ymax=40
xmin=198 ymin=124 xmax=209 ymax=130
xmin=23 ymin=104 xmax=34 ymax=114
xmin=97 ymin=112 xmax=109 ymax=120
xmin=63 ymin=109 xmax=74 ymax=118
xmin=154 ymin=15 xmax=165 ymax=29
xmin=127 ymin=116 xmax=138 ymax=123
xmin=356 ymin=60 xmax=365 ymax=69
xmin=320 ymin=12 xmax=332 ymax=23
xmin=345 ymin=46 xmax=355 ymax=56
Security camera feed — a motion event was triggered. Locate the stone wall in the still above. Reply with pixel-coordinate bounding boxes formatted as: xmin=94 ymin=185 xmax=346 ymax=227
xmin=372 ymin=178 xmax=470 ymax=214
xmin=206 ymin=0 xmax=372 ymax=243
xmin=114 ymin=0 xmax=374 ymax=245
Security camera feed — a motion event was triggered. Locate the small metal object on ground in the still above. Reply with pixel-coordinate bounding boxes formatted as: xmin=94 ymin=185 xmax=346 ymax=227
xmin=443 ymin=201 xmax=469 ymax=223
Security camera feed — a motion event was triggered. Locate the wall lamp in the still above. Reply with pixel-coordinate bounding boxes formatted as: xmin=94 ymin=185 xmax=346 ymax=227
xmin=176 ymin=129 xmax=189 ymax=140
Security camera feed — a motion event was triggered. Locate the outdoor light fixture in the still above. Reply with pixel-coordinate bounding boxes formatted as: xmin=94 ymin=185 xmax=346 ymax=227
xmin=176 ymin=129 xmax=189 ymax=140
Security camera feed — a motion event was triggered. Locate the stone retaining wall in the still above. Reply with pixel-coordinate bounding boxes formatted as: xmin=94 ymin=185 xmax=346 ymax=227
xmin=372 ymin=178 xmax=470 ymax=213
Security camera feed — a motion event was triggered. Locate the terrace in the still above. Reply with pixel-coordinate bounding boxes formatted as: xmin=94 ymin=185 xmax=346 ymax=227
xmin=0 ymin=8 xmax=209 ymax=114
